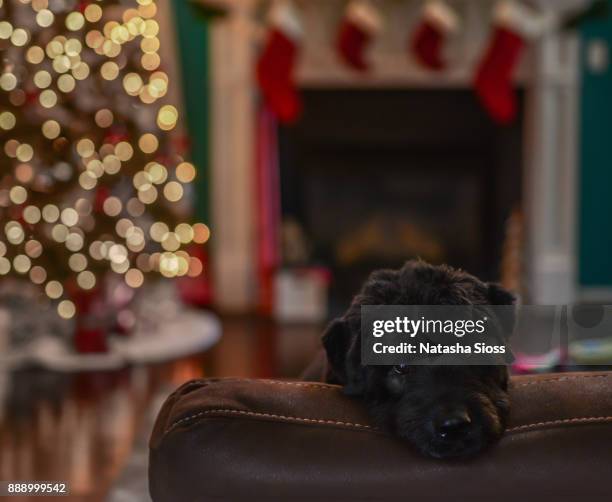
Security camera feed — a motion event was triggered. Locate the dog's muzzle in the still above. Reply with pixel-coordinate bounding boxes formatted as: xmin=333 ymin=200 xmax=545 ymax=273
xmin=420 ymin=402 xmax=495 ymax=459
xmin=432 ymin=406 xmax=472 ymax=441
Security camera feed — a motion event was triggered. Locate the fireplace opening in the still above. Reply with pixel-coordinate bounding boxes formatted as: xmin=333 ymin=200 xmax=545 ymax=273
xmin=278 ymin=88 xmax=524 ymax=314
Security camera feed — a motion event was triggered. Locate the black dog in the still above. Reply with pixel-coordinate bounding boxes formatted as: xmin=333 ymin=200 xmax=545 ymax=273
xmin=322 ymin=260 xmax=516 ymax=459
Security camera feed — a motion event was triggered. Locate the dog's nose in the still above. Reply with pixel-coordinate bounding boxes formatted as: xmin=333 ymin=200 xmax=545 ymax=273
xmin=434 ymin=409 xmax=472 ymax=439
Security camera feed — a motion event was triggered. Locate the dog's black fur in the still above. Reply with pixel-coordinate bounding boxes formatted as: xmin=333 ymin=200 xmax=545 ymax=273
xmin=322 ymin=260 xmax=516 ymax=459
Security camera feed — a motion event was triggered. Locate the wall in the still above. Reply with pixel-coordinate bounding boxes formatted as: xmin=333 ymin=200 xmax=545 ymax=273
xmin=579 ymin=1 xmax=612 ymax=288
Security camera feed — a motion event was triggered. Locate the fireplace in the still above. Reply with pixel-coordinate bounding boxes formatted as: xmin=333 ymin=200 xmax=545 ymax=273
xmin=208 ymin=2 xmax=581 ymax=310
xmin=279 ymin=88 xmax=523 ymax=311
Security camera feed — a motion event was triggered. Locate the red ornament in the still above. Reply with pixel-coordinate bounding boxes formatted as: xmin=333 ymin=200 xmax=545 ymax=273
xmin=104 ymin=126 xmax=129 ymax=145
xmin=172 ymin=134 xmax=191 ymax=156
xmin=93 ymin=185 xmax=110 ymax=213
xmin=177 ymin=245 xmax=214 ymax=307
xmin=68 ymin=284 xmax=109 ymax=354
xmin=26 ymin=90 xmax=40 ymax=105
xmin=78 ymin=1 xmax=90 ymax=14
xmin=74 ymin=325 xmax=107 ymax=353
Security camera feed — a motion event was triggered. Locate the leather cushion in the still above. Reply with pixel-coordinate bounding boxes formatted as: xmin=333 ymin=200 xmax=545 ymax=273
xmin=149 ymin=372 xmax=612 ymax=501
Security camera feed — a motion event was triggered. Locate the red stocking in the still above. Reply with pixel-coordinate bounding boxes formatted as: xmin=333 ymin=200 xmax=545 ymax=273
xmin=474 ymin=1 xmax=552 ymax=124
xmin=411 ymin=0 xmax=459 ymax=71
xmin=474 ymin=26 xmax=524 ymax=124
xmin=336 ymin=0 xmax=382 ymax=72
xmin=256 ymin=1 xmax=302 ymax=124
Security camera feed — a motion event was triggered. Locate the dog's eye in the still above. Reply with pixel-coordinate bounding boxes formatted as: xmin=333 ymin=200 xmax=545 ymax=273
xmin=392 ymin=364 xmax=410 ymax=375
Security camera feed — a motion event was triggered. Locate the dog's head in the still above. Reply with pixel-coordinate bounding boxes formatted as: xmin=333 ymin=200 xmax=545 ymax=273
xmin=323 ymin=260 xmax=515 ymax=459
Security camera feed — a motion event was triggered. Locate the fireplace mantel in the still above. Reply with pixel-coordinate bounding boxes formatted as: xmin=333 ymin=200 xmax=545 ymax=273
xmin=206 ymin=0 xmax=588 ymax=310
xmin=295 ymin=0 xmax=587 ymax=87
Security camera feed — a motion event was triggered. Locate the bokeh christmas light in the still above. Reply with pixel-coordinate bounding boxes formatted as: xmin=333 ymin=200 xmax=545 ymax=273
xmin=0 ymin=0 xmax=209 ymax=320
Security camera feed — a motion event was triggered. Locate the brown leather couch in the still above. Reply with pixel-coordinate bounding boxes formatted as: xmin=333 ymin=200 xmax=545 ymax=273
xmin=149 ymin=370 xmax=612 ymax=501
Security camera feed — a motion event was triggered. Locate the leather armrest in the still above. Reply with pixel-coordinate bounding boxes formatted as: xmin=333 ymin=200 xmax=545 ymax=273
xmin=149 ymin=372 xmax=612 ymax=501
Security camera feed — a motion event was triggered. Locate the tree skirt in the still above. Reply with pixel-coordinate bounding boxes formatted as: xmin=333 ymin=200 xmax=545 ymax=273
xmin=0 ymin=310 xmax=221 ymax=372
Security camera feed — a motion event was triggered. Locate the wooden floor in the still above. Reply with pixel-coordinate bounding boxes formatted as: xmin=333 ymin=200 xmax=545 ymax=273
xmin=0 ymin=316 xmax=323 ymax=501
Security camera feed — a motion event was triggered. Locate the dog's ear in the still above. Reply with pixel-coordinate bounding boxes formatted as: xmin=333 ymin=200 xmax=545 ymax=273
xmin=322 ymin=318 xmax=365 ymax=395
xmin=487 ymin=282 xmax=516 ymax=334
xmin=322 ymin=318 xmax=351 ymax=382
xmin=486 ymin=284 xmax=517 ymax=361
xmin=487 ymin=283 xmax=516 ymax=306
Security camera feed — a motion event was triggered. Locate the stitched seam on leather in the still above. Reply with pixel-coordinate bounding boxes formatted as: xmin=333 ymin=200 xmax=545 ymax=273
xmin=162 ymin=377 xmax=612 ymax=439
xmin=192 ymin=374 xmax=612 ymax=390
xmin=182 ymin=378 xmax=342 ymax=390
xmin=163 ymin=410 xmax=612 ymax=442
xmin=507 ymin=416 xmax=612 ymax=433
xmin=514 ymin=374 xmax=611 ymax=388
xmin=257 ymin=379 xmax=341 ymax=390
xmin=165 ymin=409 xmax=376 ymax=435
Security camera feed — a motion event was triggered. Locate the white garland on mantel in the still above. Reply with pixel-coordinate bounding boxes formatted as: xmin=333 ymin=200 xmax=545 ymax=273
xmin=291 ymin=0 xmax=587 ymax=88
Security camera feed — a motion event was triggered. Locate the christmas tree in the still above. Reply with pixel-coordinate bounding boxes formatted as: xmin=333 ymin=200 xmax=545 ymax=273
xmin=0 ymin=0 xmax=209 ymax=322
